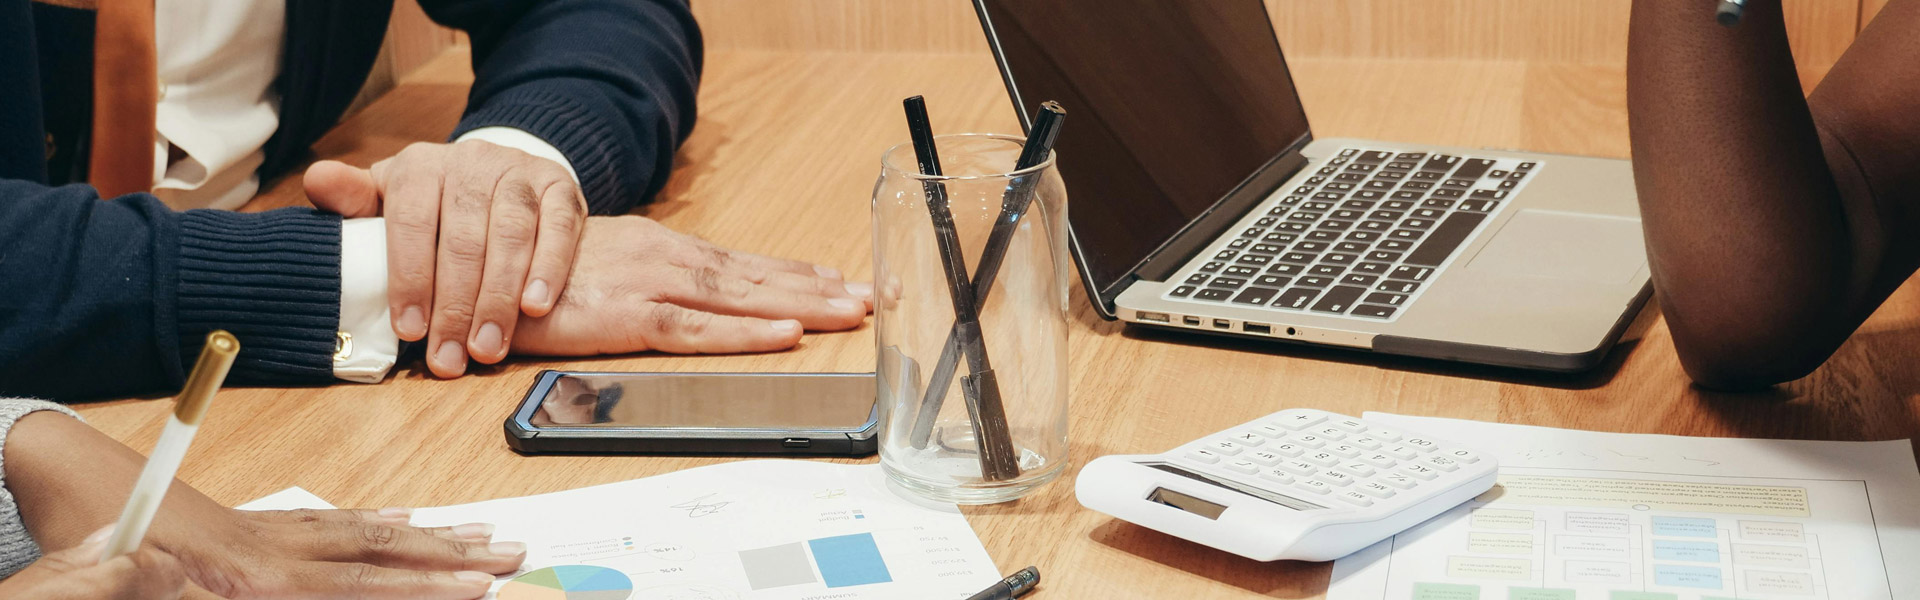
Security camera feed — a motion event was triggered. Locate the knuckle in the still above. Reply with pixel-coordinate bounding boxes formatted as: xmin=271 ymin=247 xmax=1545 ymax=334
xmin=441 ymin=237 xmax=489 ymax=267
xmin=493 ymin=220 xmax=539 ymax=250
xmin=479 ymin=285 xmax=521 ymax=313
xmin=435 ymin=301 xmax=477 ymax=324
xmin=647 ymin=304 xmax=683 ymax=335
xmin=501 ymin=181 xmax=542 ymax=214
xmin=343 ymin=562 xmax=384 ymax=591
xmin=357 ymin=524 xmax=399 ymax=554
xmin=688 ymin=267 xmax=724 ymax=297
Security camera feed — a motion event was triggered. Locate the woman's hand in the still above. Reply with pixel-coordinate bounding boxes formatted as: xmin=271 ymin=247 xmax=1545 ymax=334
xmin=0 ymin=526 xmax=186 ymax=600
xmin=6 ymin=412 xmax=525 ymax=599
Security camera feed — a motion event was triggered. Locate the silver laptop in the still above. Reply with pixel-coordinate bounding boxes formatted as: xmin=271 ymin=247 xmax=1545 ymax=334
xmin=972 ymin=0 xmax=1650 ymax=372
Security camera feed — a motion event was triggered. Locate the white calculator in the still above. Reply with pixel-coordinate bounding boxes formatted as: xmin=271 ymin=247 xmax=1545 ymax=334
xmin=1075 ymin=409 xmax=1497 ymax=562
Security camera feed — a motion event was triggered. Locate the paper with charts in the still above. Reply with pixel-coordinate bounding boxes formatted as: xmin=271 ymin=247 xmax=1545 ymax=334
xmin=409 ymin=460 xmax=1001 ymax=600
xmin=1328 ymin=413 xmax=1920 ymax=600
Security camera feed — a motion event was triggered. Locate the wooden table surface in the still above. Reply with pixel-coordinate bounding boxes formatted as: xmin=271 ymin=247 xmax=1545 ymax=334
xmin=76 ymin=49 xmax=1920 ymax=598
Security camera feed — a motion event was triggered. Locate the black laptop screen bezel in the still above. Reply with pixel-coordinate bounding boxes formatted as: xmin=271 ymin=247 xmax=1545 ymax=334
xmin=970 ymin=0 xmax=1317 ymax=318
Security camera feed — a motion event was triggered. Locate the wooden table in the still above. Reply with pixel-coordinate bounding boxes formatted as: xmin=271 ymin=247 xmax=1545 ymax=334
xmin=76 ymin=49 xmax=1920 ymax=598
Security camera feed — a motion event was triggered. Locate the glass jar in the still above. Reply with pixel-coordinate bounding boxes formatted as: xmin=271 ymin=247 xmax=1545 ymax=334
xmin=872 ymin=134 xmax=1071 ymax=504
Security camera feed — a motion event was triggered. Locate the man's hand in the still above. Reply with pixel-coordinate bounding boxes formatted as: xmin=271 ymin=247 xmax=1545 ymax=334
xmin=305 ymin=140 xmax=586 ymax=377
xmin=0 ymin=527 xmax=186 ymax=600
xmin=512 ymin=216 xmax=874 ymax=356
xmin=8 ymin=412 xmax=525 ymax=599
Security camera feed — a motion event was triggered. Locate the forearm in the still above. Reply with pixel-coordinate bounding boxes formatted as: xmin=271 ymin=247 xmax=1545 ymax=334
xmin=0 ymin=402 xmax=82 ymax=578
xmin=0 ymin=180 xmax=346 ymax=399
xmin=1626 ymin=0 xmax=1856 ymax=387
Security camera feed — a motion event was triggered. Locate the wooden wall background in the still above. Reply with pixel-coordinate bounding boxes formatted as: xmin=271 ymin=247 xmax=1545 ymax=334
xmin=361 ymin=0 xmax=1892 ymax=110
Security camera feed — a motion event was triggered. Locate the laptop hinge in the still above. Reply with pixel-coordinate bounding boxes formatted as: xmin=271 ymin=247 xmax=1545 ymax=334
xmin=1120 ymin=146 xmax=1311 ymax=289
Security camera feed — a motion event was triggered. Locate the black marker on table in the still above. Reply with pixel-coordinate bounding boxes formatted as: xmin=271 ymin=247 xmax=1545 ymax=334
xmin=966 ymin=566 xmax=1040 ymax=600
xmin=908 ymin=101 xmax=1066 ymax=450
xmin=902 ymin=95 xmax=1022 ymax=482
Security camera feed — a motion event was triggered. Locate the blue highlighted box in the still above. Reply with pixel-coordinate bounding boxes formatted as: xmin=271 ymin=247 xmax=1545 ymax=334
xmin=1654 ymin=564 xmax=1723 ymax=589
xmin=1651 ymin=540 xmax=1720 ymax=562
xmin=808 ymin=533 xmax=894 ymax=588
xmin=1650 ymin=516 xmax=1717 ymax=538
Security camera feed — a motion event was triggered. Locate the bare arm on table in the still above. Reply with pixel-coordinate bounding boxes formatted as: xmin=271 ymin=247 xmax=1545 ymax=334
xmin=1627 ymin=0 xmax=1920 ymax=389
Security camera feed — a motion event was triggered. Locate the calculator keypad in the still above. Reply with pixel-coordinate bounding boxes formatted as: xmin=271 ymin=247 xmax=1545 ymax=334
xmin=1167 ymin=409 xmax=1492 ymax=511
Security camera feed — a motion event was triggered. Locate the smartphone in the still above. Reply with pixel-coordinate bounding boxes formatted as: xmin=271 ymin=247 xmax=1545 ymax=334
xmin=505 ymin=370 xmax=879 ymax=455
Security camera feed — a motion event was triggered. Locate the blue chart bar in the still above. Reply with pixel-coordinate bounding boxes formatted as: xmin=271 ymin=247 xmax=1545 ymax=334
xmin=808 ymin=533 xmax=894 ymax=588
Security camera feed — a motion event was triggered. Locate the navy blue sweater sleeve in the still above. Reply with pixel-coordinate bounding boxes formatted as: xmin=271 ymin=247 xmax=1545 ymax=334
xmin=0 ymin=180 xmax=343 ymax=400
xmin=421 ymin=0 xmax=703 ymax=215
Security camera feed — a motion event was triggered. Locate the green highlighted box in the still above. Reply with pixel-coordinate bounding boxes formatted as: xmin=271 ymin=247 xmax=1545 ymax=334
xmin=1508 ymin=588 xmax=1575 ymax=600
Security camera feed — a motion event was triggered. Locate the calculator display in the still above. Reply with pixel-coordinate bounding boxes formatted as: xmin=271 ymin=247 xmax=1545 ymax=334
xmin=1143 ymin=462 xmax=1325 ymax=511
xmin=1147 ymin=487 xmax=1228 ymax=520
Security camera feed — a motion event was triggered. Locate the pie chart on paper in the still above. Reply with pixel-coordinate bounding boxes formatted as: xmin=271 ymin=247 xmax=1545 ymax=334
xmin=497 ymin=565 xmax=633 ymax=600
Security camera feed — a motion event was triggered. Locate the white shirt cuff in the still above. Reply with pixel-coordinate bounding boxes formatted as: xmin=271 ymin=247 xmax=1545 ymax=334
xmin=455 ymin=127 xmax=580 ymax=184
xmin=336 ymin=218 xmax=399 ymax=383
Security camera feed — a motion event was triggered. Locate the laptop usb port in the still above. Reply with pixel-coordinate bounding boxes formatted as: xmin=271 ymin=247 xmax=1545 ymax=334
xmin=1243 ymin=323 xmax=1271 ymax=335
xmin=1183 ymin=316 xmax=1202 ymax=327
xmin=1138 ymin=311 xmax=1170 ymax=323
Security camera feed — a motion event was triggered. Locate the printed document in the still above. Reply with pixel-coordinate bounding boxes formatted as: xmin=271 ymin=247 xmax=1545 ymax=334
xmin=1329 ymin=414 xmax=1920 ymax=600
xmin=409 ymin=460 xmax=1001 ymax=600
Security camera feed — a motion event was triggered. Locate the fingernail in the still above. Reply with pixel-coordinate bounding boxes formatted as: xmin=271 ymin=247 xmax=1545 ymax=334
xmin=814 ymin=265 xmax=843 ymax=279
xmin=488 ymin=542 xmax=527 ymax=557
xmin=454 ymin=571 xmax=496 ymax=585
xmin=770 ymin=320 xmax=800 ymax=332
xmin=844 ymin=281 xmax=874 ymax=298
xmin=524 ymin=279 xmax=551 ymax=308
xmin=398 ymin=305 xmax=425 ymax=338
xmin=475 ymin=322 xmax=505 ymax=356
xmin=828 ymin=298 xmax=859 ymax=311
xmin=376 ymin=507 xmax=413 ymax=521
xmin=452 ymin=523 xmax=496 ymax=539
xmin=435 ymin=341 xmax=466 ymax=374
xmin=84 ymin=526 xmax=114 ymax=544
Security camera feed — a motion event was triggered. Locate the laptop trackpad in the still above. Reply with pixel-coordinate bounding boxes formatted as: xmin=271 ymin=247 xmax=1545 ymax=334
xmin=1465 ymin=209 xmax=1645 ymax=283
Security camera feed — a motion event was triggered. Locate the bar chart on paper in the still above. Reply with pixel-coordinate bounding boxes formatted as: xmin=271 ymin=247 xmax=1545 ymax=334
xmin=409 ymin=461 xmax=1001 ymax=600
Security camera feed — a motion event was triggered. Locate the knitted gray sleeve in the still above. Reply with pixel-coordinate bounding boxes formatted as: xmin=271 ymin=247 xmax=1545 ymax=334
xmin=0 ymin=399 xmax=82 ymax=578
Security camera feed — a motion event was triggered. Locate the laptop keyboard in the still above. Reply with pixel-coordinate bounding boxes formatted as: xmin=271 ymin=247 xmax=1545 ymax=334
xmin=1164 ymin=147 xmax=1540 ymax=321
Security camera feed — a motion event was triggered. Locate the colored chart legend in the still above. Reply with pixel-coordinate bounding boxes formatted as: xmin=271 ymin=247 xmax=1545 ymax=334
xmin=499 ymin=565 xmax=633 ymax=600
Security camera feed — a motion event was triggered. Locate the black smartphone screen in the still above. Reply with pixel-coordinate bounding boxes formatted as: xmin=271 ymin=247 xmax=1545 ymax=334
xmin=526 ymin=372 xmax=876 ymax=430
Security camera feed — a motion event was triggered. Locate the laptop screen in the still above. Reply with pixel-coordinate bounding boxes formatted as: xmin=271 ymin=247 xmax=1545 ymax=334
xmin=976 ymin=0 xmax=1311 ymax=298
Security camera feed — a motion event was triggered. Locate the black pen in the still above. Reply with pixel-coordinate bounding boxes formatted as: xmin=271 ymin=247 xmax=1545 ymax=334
xmin=910 ymin=102 xmax=1066 ymax=450
xmin=903 ymin=95 xmax=1022 ymax=482
xmin=966 ymin=566 xmax=1040 ymax=600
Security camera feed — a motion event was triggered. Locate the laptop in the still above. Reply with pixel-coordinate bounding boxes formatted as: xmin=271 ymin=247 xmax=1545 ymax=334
xmin=972 ymin=0 xmax=1651 ymax=372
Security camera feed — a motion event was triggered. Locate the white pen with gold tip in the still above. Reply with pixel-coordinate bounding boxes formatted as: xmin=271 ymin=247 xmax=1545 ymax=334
xmin=100 ymin=330 xmax=240 ymax=561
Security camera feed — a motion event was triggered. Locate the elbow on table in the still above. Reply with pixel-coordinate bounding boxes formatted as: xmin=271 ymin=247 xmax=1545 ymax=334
xmin=1670 ymin=327 xmax=1839 ymax=392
